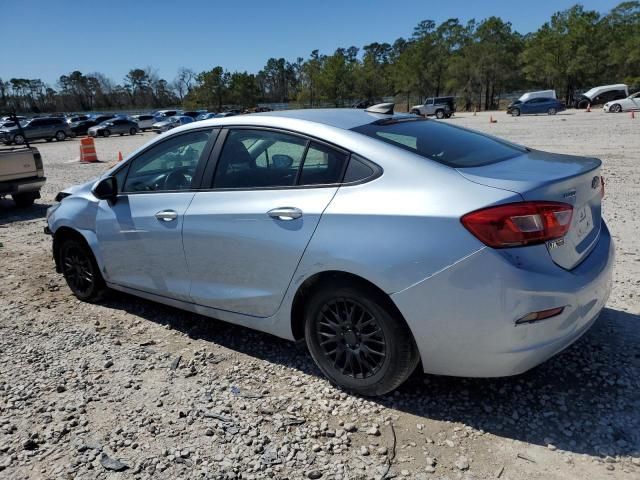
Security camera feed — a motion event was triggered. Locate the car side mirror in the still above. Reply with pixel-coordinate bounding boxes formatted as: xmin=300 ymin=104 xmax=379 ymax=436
xmin=93 ymin=176 xmax=118 ymax=202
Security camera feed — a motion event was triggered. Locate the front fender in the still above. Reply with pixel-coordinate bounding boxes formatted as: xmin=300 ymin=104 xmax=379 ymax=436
xmin=48 ymin=196 xmax=104 ymax=275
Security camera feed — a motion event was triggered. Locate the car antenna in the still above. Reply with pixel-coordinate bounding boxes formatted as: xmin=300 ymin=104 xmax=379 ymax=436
xmin=365 ymin=103 xmax=395 ymax=115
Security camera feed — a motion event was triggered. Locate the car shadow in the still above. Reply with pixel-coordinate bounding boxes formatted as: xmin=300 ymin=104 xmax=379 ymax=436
xmin=102 ymin=292 xmax=639 ymax=458
xmin=0 ymin=199 xmax=51 ymax=225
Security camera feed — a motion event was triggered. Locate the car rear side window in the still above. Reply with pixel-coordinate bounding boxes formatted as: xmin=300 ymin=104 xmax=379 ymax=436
xmin=299 ymin=142 xmax=347 ymax=185
xmin=351 ymin=119 xmax=525 ymax=168
xmin=343 ymin=154 xmax=375 ymax=183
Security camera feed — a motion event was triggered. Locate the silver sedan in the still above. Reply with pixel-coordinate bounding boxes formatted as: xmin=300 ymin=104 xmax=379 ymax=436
xmin=46 ymin=106 xmax=613 ymax=395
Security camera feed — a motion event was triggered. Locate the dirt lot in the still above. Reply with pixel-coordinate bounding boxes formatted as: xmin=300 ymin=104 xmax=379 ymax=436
xmin=0 ymin=111 xmax=638 ymax=480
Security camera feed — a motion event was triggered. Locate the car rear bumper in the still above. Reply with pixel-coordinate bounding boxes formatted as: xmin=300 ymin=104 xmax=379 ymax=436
xmin=391 ymin=223 xmax=614 ymax=377
xmin=0 ymin=176 xmax=46 ymax=195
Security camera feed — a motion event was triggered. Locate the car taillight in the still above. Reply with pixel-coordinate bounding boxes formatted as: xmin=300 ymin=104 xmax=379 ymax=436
xmin=461 ymin=201 xmax=573 ymax=248
xmin=34 ymin=151 xmax=43 ymax=170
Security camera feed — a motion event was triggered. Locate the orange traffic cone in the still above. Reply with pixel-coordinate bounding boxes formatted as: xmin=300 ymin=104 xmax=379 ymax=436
xmin=118 ymin=151 xmax=123 ymax=162
xmin=586 ymin=103 xmax=591 ymax=112
xmin=79 ymin=137 xmax=98 ymax=163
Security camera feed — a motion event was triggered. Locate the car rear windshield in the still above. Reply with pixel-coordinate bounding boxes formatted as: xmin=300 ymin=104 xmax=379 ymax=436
xmin=351 ymin=119 xmax=526 ymax=168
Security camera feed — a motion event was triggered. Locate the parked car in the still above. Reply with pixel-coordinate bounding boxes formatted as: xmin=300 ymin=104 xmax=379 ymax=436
xmin=87 ymin=118 xmax=138 ymax=137
xmin=154 ymin=109 xmax=181 ymax=118
xmin=195 ymin=112 xmax=217 ymax=121
xmin=0 ymin=115 xmax=26 ymax=122
xmin=516 ymin=90 xmax=557 ymax=103
xmin=151 ymin=115 xmax=194 ymax=133
xmin=0 ymin=120 xmax=19 ymax=129
xmin=1 ymin=145 xmax=45 ymax=207
xmin=574 ymin=84 xmax=628 ymax=109
xmin=91 ymin=114 xmax=117 ymax=125
xmin=603 ymin=92 xmax=640 ymax=113
xmin=130 ymin=114 xmax=156 ymax=131
xmin=215 ymin=112 xmax=237 ymax=118
xmin=410 ymin=96 xmax=456 ymax=119
xmin=47 ymin=105 xmax=613 ymax=396
xmin=66 ymin=115 xmax=90 ymax=124
xmin=510 ymin=97 xmax=565 ymax=116
xmin=182 ymin=110 xmax=206 ymax=119
xmin=69 ymin=119 xmax=100 ymax=136
xmin=0 ymin=117 xmax=72 ymax=145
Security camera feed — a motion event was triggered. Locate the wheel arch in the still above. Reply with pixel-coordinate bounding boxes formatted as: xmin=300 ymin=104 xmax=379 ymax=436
xmin=52 ymin=226 xmax=95 ymax=273
xmin=289 ymin=270 xmax=413 ymax=343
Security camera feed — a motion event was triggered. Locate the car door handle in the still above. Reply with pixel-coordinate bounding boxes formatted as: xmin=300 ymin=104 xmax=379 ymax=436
xmin=267 ymin=207 xmax=303 ymax=221
xmin=155 ymin=210 xmax=178 ymax=221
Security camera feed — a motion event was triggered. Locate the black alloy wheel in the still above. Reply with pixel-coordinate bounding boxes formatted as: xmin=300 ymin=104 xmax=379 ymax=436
xmin=304 ymin=281 xmax=419 ymax=396
xmin=315 ymin=298 xmax=387 ymax=379
xmin=59 ymin=239 xmax=106 ymax=301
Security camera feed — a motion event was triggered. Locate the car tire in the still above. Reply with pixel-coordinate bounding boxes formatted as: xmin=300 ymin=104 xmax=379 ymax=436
xmin=547 ymin=107 xmax=557 ymax=115
xmin=435 ymin=110 xmax=445 ymax=119
xmin=55 ymin=131 xmax=66 ymax=141
xmin=11 ymin=192 xmax=37 ymax=208
xmin=59 ymin=238 xmax=107 ymax=302
xmin=611 ymin=104 xmax=622 ymax=113
xmin=129 ymin=128 xmax=137 ymax=135
xmin=410 ymin=109 xmax=420 ymax=116
xmin=102 ymin=129 xmax=111 ymax=137
xmin=13 ymin=134 xmax=25 ymax=145
xmin=511 ymin=108 xmax=521 ymax=117
xmin=577 ymin=100 xmax=590 ymax=109
xmin=304 ymin=280 xmax=420 ymax=396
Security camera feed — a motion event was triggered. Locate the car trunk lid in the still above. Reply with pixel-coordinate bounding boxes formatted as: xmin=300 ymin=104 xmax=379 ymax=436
xmin=457 ymin=150 xmax=603 ymax=270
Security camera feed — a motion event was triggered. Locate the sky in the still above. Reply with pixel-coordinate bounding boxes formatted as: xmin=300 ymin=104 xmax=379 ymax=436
xmin=2 ymin=0 xmax=623 ymax=86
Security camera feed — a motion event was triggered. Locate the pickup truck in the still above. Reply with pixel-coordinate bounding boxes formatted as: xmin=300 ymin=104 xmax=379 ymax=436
xmin=0 ymin=146 xmax=46 ymax=207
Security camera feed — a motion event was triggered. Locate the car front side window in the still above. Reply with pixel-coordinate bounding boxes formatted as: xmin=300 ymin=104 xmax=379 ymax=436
xmin=122 ymin=129 xmax=211 ymax=193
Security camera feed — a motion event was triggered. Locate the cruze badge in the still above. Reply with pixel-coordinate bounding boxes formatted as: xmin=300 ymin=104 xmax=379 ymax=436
xmin=548 ymin=238 xmax=565 ymax=249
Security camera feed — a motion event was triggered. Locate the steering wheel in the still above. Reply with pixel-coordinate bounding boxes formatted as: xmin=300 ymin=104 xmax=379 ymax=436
xmin=164 ymin=170 xmax=191 ymax=190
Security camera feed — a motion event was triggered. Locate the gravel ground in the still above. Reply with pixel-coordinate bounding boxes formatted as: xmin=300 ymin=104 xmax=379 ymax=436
xmin=0 ymin=111 xmax=638 ymax=480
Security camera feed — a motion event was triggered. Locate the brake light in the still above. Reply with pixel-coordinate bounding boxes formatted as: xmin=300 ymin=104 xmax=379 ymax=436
xmin=461 ymin=201 xmax=573 ymax=248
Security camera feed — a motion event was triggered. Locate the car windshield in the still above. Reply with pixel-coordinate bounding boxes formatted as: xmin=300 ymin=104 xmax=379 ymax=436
xmin=351 ymin=118 xmax=526 ymax=168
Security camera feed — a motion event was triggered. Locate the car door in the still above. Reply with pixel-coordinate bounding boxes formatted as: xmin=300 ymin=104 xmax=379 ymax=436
xmin=95 ymin=128 xmax=216 ymax=300
xmin=182 ymin=128 xmax=348 ymax=317
xmin=25 ymin=119 xmax=45 ymax=139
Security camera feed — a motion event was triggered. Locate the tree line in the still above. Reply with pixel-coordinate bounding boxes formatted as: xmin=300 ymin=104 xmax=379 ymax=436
xmin=1 ymin=2 xmax=638 ymax=114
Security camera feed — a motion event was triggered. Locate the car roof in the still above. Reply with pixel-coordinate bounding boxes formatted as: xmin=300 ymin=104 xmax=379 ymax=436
xmin=251 ymin=108 xmax=414 ymax=130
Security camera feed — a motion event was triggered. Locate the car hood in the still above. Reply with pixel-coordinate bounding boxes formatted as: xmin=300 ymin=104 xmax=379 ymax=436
xmin=60 ymin=178 xmax=97 ymax=197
